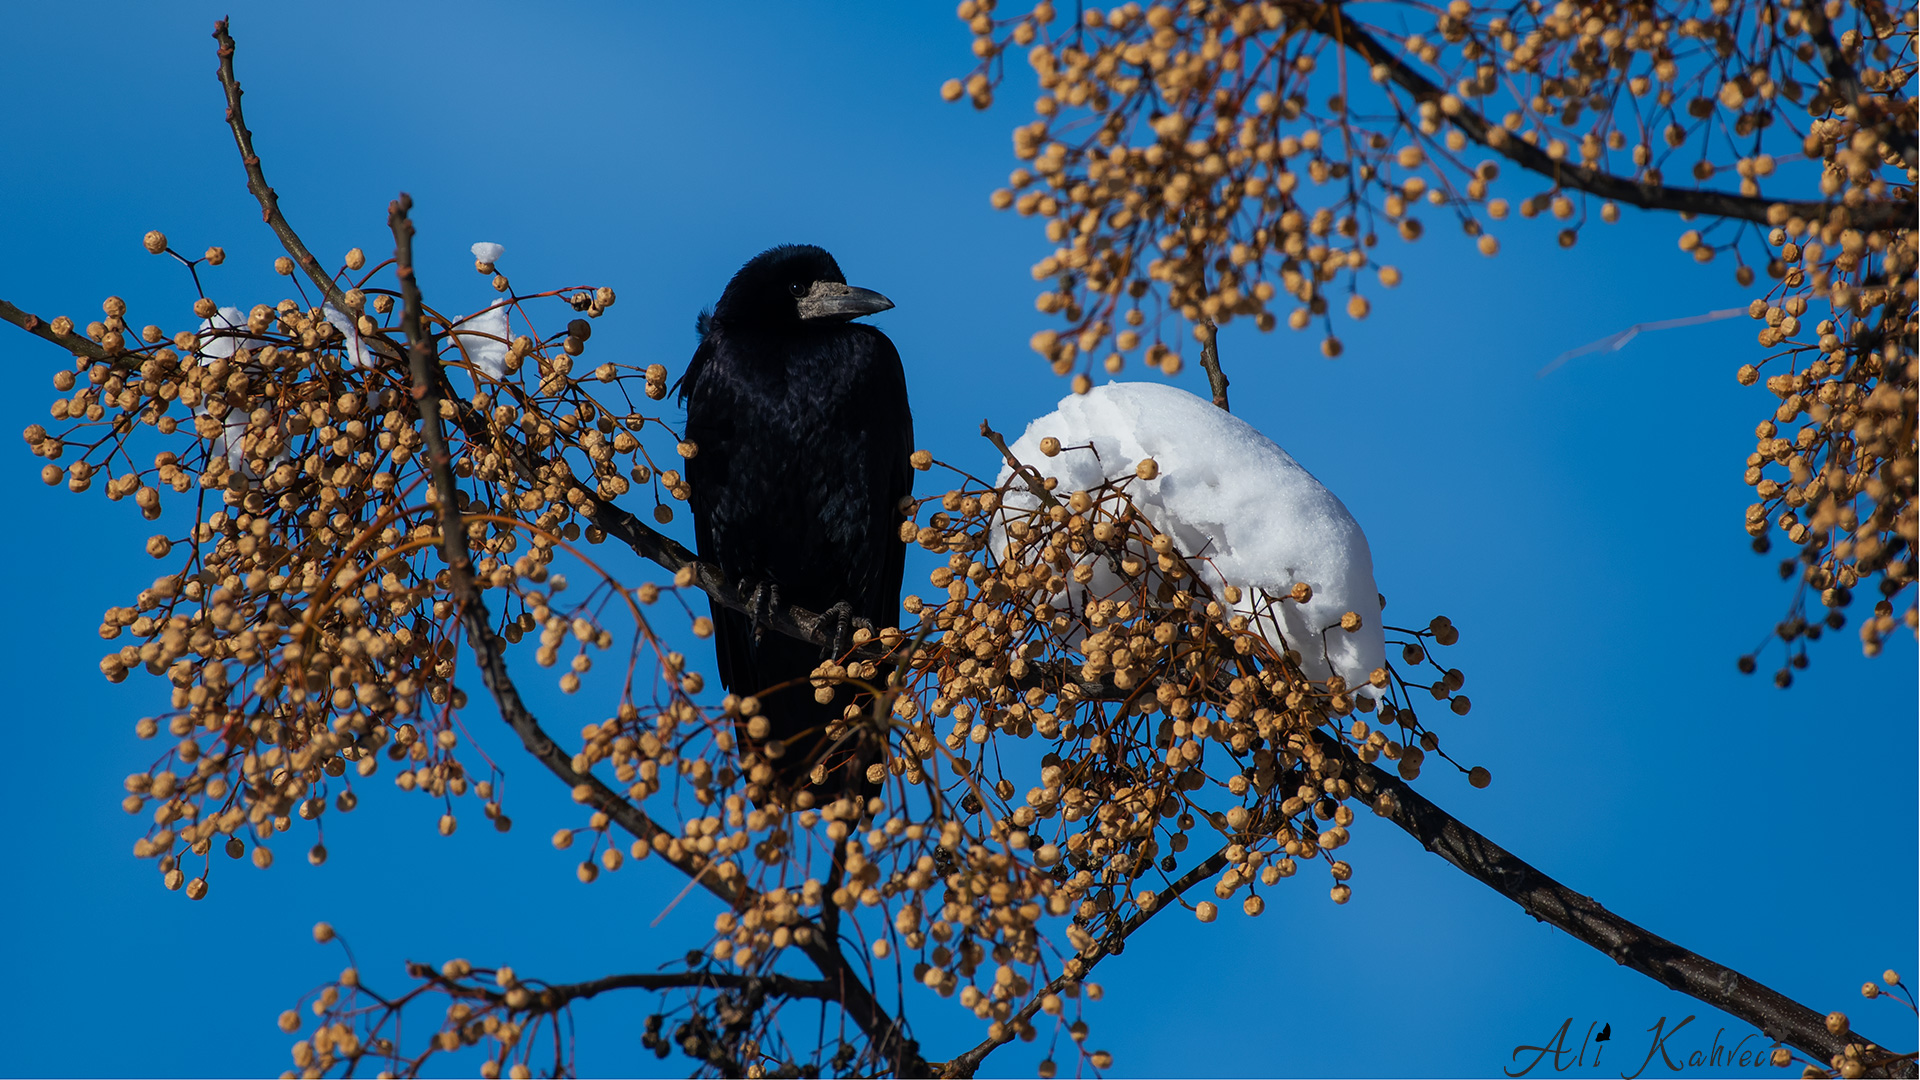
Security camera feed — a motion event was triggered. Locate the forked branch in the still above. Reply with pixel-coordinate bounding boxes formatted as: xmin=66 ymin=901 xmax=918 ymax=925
xmin=388 ymin=192 xmax=925 ymax=1077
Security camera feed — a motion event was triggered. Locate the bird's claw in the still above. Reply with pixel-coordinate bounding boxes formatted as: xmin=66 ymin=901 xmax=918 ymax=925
xmin=744 ymin=579 xmax=782 ymax=645
xmin=820 ymin=601 xmax=858 ymax=659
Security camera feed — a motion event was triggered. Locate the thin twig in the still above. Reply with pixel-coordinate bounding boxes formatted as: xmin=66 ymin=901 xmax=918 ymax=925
xmin=213 ymin=20 xmax=357 ymax=317
xmin=0 ymin=298 xmax=112 ymax=361
xmin=424 ymin=967 xmax=843 ymax=1009
xmin=980 ymin=420 xmax=1061 ymax=508
xmin=1197 ymin=319 xmax=1229 ymax=412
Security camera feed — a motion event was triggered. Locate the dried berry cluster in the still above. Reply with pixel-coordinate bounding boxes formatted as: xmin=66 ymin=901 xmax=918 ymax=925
xmin=2 ymin=17 xmax=1902 ymax=1078
xmin=17 ymin=210 xmax=1479 ymax=1077
xmin=1737 ymin=216 xmax=1915 ymax=677
xmin=18 ymin=236 xmax=686 ymax=896
xmin=1771 ymin=969 xmax=1918 ymax=1077
xmin=277 ymin=427 xmax=1476 ymax=1078
xmin=946 ymin=0 xmax=1915 ymax=664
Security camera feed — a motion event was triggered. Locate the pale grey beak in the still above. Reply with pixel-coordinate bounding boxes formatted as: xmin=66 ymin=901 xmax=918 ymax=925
xmin=797 ymin=281 xmax=894 ymax=321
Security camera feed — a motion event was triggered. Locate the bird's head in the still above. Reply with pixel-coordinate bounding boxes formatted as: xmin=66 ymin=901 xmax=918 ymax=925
xmin=710 ymin=244 xmax=894 ymax=331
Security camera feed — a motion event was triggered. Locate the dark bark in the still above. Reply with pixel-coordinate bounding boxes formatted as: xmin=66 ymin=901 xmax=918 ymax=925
xmin=1198 ymin=319 xmax=1229 ymax=412
xmin=1305 ymin=3 xmax=1912 ymax=233
xmin=388 ymin=193 xmax=927 ymax=1077
xmin=0 ymin=297 xmax=112 ymax=361
xmin=1313 ymin=730 xmax=1914 ymax=1078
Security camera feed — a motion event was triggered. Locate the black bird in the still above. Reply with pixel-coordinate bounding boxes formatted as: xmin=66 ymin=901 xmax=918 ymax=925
xmin=678 ymin=245 xmax=913 ymax=794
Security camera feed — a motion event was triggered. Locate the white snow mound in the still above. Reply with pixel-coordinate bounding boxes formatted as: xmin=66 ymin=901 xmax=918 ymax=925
xmin=992 ymin=381 xmax=1385 ymax=688
xmin=471 ymin=241 xmax=505 ymax=265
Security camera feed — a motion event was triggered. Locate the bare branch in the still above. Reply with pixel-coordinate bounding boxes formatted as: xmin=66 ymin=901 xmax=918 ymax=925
xmin=981 ymin=420 xmax=1061 ymax=508
xmin=1305 ymin=3 xmax=1912 ymax=232
xmin=427 ymin=967 xmax=843 ymax=1009
xmin=1313 ymin=732 xmax=1915 ymax=1078
xmin=1197 ymin=320 xmax=1229 ymax=412
xmin=387 ymin=193 xmax=927 ymax=1078
xmin=0 ymin=297 xmax=111 ymax=361
xmin=213 ymin=19 xmax=360 ymax=317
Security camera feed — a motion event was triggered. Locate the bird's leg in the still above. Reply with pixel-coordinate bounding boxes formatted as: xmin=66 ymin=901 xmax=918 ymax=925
xmin=744 ymin=579 xmax=782 ymax=645
xmin=819 ymin=600 xmax=856 ymax=659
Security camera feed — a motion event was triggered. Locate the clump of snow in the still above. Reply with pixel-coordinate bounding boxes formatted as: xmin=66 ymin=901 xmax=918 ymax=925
xmin=320 ymin=303 xmax=377 ymax=370
xmin=449 ymin=302 xmax=512 ymax=380
xmin=194 ymin=307 xmax=268 ymax=473
xmin=471 ymin=241 xmax=505 ymax=265
xmin=992 ymin=381 xmax=1385 ymax=688
xmin=195 ymin=306 xmax=258 ymax=360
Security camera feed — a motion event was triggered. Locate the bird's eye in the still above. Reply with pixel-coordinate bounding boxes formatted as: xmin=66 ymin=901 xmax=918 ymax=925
xmin=788 ymin=281 xmax=810 ymax=298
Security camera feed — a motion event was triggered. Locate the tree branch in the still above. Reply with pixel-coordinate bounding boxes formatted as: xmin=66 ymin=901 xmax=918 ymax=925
xmin=1197 ymin=319 xmax=1228 ymax=412
xmin=1312 ymin=731 xmax=1915 ymax=1078
xmin=212 ymin=19 xmax=359 ymax=317
xmin=1799 ymin=0 xmax=1917 ymax=167
xmin=211 ymin=19 xmax=895 ymax=673
xmin=420 ymin=966 xmax=843 ymax=1009
xmin=1305 ymin=3 xmax=1912 ymax=233
xmin=981 ymin=420 xmax=1061 ymax=508
xmin=388 ymin=193 xmax=926 ymax=1078
xmin=0 ymin=297 xmax=111 ymax=361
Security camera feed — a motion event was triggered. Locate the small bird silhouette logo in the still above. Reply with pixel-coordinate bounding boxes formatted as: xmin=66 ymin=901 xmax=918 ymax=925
xmin=1596 ymin=1023 xmax=1612 ymax=1042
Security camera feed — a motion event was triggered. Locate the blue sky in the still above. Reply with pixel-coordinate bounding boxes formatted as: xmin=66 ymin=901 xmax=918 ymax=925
xmin=0 ymin=2 xmax=1912 ymax=1077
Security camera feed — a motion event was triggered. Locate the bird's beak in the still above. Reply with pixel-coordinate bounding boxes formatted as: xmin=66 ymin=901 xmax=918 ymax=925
xmin=797 ymin=281 xmax=894 ymax=321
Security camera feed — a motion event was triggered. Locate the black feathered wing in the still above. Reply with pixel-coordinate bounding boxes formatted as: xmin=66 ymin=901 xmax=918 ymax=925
xmin=681 ymin=322 xmax=913 ymax=791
